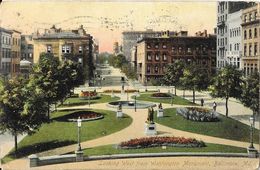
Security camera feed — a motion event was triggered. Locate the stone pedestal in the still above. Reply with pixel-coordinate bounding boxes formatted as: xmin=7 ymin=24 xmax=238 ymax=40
xmin=111 ymin=92 xmax=115 ymax=98
xmin=28 ymin=154 xmax=39 ymax=167
xmin=157 ymin=109 xmax=164 ymax=118
xmin=145 ymin=123 xmax=157 ymax=135
xmin=247 ymin=147 xmax=258 ymax=158
xmin=75 ymin=150 xmax=84 ymax=162
xmin=117 ymin=110 xmax=123 ymax=118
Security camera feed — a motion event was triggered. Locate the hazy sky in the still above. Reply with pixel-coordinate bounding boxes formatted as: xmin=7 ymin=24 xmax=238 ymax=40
xmin=0 ymin=1 xmax=217 ymax=52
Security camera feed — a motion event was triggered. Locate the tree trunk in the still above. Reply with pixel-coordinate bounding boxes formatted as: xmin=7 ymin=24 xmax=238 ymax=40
xmin=47 ymin=102 xmax=50 ymax=120
xmin=14 ymin=132 xmax=18 ymax=157
xmin=193 ymin=88 xmax=195 ymax=103
xmin=225 ymin=97 xmax=229 ymax=117
xmin=174 ymin=87 xmax=177 ymax=96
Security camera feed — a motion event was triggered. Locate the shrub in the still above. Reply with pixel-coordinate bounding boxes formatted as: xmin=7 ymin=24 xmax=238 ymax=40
xmin=151 ymin=93 xmax=172 ymax=98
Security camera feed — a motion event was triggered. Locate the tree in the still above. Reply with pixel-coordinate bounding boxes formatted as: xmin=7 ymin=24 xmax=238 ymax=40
xmin=108 ymin=54 xmax=127 ymax=68
xmin=163 ymin=60 xmax=185 ymax=95
xmin=0 ymin=77 xmax=47 ymax=156
xmin=181 ymin=63 xmax=210 ymax=103
xmin=30 ymin=53 xmax=61 ymax=119
xmin=209 ymin=65 xmax=243 ymax=117
xmin=121 ymin=63 xmax=137 ymax=80
xmin=240 ymin=72 xmax=259 ymax=116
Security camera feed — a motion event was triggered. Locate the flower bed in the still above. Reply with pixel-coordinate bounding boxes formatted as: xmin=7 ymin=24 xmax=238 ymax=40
xmin=151 ymin=93 xmax=172 ymax=98
xmin=177 ymin=107 xmax=219 ymax=122
xmin=119 ymin=136 xmax=205 ymax=149
xmin=79 ymin=91 xmax=99 ymax=99
xmin=103 ymin=89 xmax=138 ymax=93
xmin=58 ymin=110 xmax=104 ymax=122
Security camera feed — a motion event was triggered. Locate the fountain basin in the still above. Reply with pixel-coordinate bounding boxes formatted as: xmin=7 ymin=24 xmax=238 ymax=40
xmin=107 ymin=101 xmax=156 ymax=109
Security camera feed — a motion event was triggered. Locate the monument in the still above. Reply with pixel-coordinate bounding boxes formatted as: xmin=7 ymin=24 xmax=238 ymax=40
xmin=157 ymin=103 xmax=164 ymax=118
xmin=145 ymin=107 xmax=157 ymax=135
xmin=116 ymin=102 xmax=123 ymax=118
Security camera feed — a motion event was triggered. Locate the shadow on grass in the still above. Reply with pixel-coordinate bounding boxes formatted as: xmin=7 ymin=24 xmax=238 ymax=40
xmin=53 ymin=110 xmax=104 ymax=122
xmin=2 ymin=140 xmax=75 ymax=162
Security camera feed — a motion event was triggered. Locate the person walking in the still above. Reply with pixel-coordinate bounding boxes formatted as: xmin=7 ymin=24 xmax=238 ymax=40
xmin=201 ymin=98 xmax=204 ymax=106
xmin=213 ymin=101 xmax=217 ymax=112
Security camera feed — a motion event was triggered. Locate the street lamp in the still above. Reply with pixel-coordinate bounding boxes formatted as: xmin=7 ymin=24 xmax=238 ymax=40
xmin=134 ymin=92 xmax=137 ymax=112
xmin=77 ymin=117 xmax=82 ymax=152
xmin=88 ymin=90 xmax=90 ymax=107
xmin=249 ymin=115 xmax=255 ymax=149
xmin=171 ymin=89 xmax=173 ymax=106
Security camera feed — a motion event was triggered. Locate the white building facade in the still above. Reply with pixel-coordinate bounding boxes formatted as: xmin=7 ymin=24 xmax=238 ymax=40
xmin=226 ymin=10 xmax=242 ymax=69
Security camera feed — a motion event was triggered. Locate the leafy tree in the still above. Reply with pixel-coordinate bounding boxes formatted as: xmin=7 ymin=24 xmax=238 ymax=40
xmin=0 ymin=77 xmax=47 ymax=156
xmin=108 ymin=54 xmax=127 ymax=68
xmin=209 ymin=65 xmax=243 ymax=117
xmin=121 ymin=63 xmax=137 ymax=80
xmin=163 ymin=60 xmax=185 ymax=95
xmin=240 ymin=72 xmax=259 ymax=116
xmin=180 ymin=63 xmax=210 ymax=103
xmin=30 ymin=53 xmax=60 ymax=119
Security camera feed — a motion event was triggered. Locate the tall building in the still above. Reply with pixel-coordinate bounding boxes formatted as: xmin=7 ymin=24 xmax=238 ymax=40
xmin=241 ymin=3 xmax=260 ymax=76
xmin=122 ymin=30 xmax=176 ymax=61
xmin=216 ymin=1 xmax=255 ymax=69
xmin=113 ymin=42 xmax=119 ymax=55
xmin=21 ymin=35 xmax=34 ymax=63
xmin=226 ymin=10 xmax=242 ymax=68
xmin=135 ymin=30 xmax=216 ymax=84
xmin=33 ymin=25 xmax=94 ymax=78
xmin=11 ymin=30 xmax=21 ymax=77
xmin=0 ymin=27 xmax=12 ymax=78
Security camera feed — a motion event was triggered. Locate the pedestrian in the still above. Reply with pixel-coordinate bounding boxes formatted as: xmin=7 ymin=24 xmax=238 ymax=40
xmin=213 ymin=101 xmax=217 ymax=112
xmin=201 ymin=98 xmax=204 ymax=106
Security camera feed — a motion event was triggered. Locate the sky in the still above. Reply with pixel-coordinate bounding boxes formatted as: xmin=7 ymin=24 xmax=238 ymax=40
xmin=0 ymin=1 xmax=217 ymax=52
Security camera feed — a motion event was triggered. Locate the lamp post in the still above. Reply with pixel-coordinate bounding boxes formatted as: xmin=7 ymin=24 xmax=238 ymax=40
xmin=171 ymin=87 xmax=173 ymax=106
xmin=88 ymin=90 xmax=90 ymax=107
xmin=249 ymin=115 xmax=255 ymax=149
xmin=134 ymin=92 xmax=137 ymax=112
xmin=77 ymin=117 xmax=82 ymax=152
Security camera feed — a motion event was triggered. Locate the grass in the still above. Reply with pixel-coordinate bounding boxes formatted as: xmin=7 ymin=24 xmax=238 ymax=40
xmin=1 ymin=109 xmax=132 ymax=163
xmin=59 ymin=94 xmax=120 ymax=107
xmin=155 ymin=108 xmax=259 ymax=143
xmin=133 ymin=93 xmax=195 ymax=105
xmin=81 ymin=143 xmax=247 ymax=156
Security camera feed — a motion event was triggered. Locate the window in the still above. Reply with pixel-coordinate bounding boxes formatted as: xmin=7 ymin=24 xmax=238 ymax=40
xmin=47 ymin=45 xmax=52 ymax=53
xmin=255 ymin=12 xmax=258 ymax=20
xmin=154 ymin=66 xmax=158 ymax=73
xmin=162 ymin=44 xmax=167 ymax=49
xmin=230 ymin=44 xmax=232 ymax=51
xmin=62 ymin=45 xmax=71 ymax=53
xmin=255 ymin=43 xmax=258 ymax=55
xmin=187 ymin=47 xmax=192 ymax=53
xmin=178 ymin=47 xmax=182 ymax=53
xmin=249 ymin=13 xmax=252 ymax=21
xmin=155 ymin=53 xmax=160 ymax=61
xmin=79 ymin=46 xmax=83 ymax=53
xmin=147 ymin=65 xmax=150 ymax=73
xmin=244 ymin=30 xmax=247 ymax=39
xmin=147 ymin=53 xmax=152 ymax=61
xmin=255 ymin=28 xmax=257 ymax=38
xmin=244 ymin=44 xmax=247 ymax=56
xmin=62 ymin=46 xmax=66 ymax=53
xmin=163 ymin=53 xmax=167 ymax=61
xmin=66 ymin=46 xmax=71 ymax=53
xmin=249 ymin=44 xmax=252 ymax=56
xmin=172 ymin=46 xmax=176 ymax=53
xmin=155 ymin=43 xmax=159 ymax=49
xmin=147 ymin=43 xmax=151 ymax=49
xmin=249 ymin=29 xmax=252 ymax=39
xmin=244 ymin=15 xmax=247 ymax=23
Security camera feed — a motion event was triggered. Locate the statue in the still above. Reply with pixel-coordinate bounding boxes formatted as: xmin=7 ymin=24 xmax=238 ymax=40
xmin=158 ymin=103 xmax=163 ymax=109
xmin=147 ymin=107 xmax=154 ymax=123
xmin=118 ymin=102 xmax=122 ymax=111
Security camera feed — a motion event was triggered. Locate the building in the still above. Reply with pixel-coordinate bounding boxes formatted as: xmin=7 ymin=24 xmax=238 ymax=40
xmin=216 ymin=1 xmax=255 ymax=69
xmin=33 ymin=25 xmax=94 ymax=78
xmin=226 ymin=10 xmax=242 ymax=68
xmin=241 ymin=3 xmax=260 ymax=76
xmin=20 ymin=35 xmax=34 ymax=77
xmin=136 ymin=30 xmax=216 ymax=84
xmin=0 ymin=27 xmax=12 ymax=78
xmin=11 ymin=30 xmax=21 ymax=77
xmin=122 ymin=30 xmax=176 ymax=61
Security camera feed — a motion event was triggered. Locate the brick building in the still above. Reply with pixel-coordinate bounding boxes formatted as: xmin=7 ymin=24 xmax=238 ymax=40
xmin=33 ymin=25 xmax=94 ymax=78
xmin=241 ymin=3 xmax=260 ymax=76
xmin=135 ymin=30 xmax=216 ymax=84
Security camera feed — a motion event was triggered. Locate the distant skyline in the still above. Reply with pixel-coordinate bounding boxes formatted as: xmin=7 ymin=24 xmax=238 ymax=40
xmin=0 ymin=1 xmax=217 ymax=52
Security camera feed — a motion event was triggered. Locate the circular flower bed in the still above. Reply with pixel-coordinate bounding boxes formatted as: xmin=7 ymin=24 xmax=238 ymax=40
xmin=151 ymin=93 xmax=172 ymax=98
xmin=177 ymin=107 xmax=219 ymax=122
xmin=58 ymin=110 xmax=104 ymax=122
xmin=79 ymin=91 xmax=99 ymax=100
xmin=103 ymin=89 xmax=138 ymax=93
xmin=119 ymin=136 xmax=205 ymax=149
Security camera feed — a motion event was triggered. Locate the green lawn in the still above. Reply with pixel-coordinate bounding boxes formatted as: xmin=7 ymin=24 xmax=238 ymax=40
xmin=155 ymin=108 xmax=259 ymax=143
xmin=59 ymin=94 xmax=120 ymax=107
xmin=133 ymin=93 xmax=195 ymax=105
xmin=2 ymin=109 xmax=132 ymax=163
xmin=82 ymin=143 xmax=247 ymax=156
